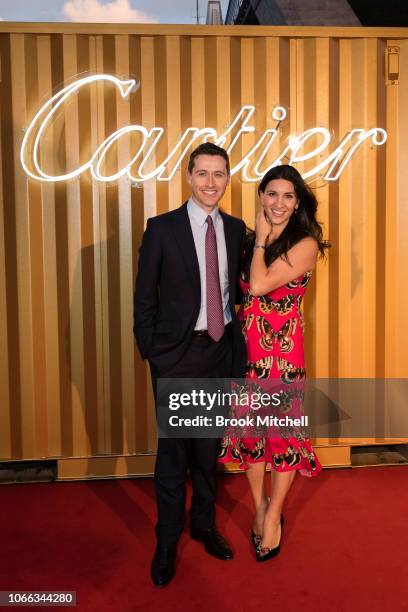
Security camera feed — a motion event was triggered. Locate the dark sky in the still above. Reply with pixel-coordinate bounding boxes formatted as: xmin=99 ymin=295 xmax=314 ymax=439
xmin=348 ymin=0 xmax=408 ymax=26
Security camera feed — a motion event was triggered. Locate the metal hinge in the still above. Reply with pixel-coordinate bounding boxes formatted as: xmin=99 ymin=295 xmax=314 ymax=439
xmin=385 ymin=46 xmax=400 ymax=85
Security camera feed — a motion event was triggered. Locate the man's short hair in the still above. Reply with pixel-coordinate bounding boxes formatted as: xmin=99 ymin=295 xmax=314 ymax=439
xmin=188 ymin=142 xmax=230 ymax=175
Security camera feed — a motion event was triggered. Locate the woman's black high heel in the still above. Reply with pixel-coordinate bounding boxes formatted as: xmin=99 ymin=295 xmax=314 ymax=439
xmin=251 ymin=530 xmax=262 ymax=550
xmin=251 ymin=497 xmax=270 ymax=550
xmin=256 ymin=514 xmax=284 ymax=562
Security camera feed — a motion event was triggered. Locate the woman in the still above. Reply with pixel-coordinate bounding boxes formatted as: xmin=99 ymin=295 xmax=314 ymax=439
xmin=218 ymin=164 xmax=329 ymax=561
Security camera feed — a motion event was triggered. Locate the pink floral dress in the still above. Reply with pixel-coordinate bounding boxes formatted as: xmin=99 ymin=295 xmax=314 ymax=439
xmin=218 ymin=272 xmax=322 ymax=477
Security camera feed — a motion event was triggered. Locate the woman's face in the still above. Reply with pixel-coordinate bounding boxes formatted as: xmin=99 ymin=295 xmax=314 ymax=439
xmin=260 ymin=178 xmax=298 ymax=227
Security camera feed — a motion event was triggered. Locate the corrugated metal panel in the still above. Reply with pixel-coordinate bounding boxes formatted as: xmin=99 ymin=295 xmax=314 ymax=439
xmin=0 ymin=25 xmax=407 ymax=467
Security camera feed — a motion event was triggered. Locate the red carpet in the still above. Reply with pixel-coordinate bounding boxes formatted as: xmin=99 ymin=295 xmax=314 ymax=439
xmin=1 ymin=467 xmax=408 ymax=611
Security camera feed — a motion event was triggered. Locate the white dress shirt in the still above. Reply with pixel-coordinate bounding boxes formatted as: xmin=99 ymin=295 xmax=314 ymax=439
xmin=187 ymin=198 xmax=231 ymax=330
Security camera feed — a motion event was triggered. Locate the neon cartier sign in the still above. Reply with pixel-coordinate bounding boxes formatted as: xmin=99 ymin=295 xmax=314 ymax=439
xmin=20 ymin=74 xmax=387 ymax=183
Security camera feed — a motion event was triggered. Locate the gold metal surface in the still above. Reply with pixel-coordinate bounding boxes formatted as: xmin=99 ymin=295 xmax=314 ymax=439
xmin=0 ymin=25 xmax=407 ymax=476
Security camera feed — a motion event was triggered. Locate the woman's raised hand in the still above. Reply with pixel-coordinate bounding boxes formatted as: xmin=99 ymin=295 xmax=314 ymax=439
xmin=255 ymin=206 xmax=272 ymax=244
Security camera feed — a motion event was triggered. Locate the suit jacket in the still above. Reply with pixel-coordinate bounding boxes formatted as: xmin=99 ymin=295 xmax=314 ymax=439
xmin=133 ymin=202 xmax=246 ymax=376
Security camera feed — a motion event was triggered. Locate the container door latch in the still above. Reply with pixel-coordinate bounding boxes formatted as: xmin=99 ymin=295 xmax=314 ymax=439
xmin=385 ymin=46 xmax=400 ymax=85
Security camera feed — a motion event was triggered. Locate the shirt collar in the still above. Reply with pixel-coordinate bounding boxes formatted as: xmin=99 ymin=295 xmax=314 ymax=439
xmin=188 ymin=197 xmax=219 ymax=227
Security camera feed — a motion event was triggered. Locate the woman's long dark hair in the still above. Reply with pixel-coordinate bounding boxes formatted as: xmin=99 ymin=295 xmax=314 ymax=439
xmin=241 ymin=165 xmax=330 ymax=280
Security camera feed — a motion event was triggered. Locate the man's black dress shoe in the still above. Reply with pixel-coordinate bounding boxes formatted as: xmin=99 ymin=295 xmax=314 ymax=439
xmin=191 ymin=526 xmax=233 ymax=560
xmin=151 ymin=544 xmax=177 ymax=586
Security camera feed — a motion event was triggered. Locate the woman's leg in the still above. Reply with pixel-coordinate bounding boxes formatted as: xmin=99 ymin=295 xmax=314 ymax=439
xmin=245 ymin=461 xmax=268 ymax=534
xmin=261 ymin=469 xmax=296 ymax=548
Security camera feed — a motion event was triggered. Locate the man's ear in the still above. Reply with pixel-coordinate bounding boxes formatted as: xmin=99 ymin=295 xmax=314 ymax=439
xmin=186 ymin=171 xmax=192 ymax=185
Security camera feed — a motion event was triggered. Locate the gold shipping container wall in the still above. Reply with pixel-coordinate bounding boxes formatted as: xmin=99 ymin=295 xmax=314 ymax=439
xmin=0 ymin=24 xmax=407 ymax=477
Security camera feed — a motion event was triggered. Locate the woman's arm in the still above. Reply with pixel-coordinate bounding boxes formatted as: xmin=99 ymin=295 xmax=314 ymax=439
xmin=249 ymin=237 xmax=318 ymax=296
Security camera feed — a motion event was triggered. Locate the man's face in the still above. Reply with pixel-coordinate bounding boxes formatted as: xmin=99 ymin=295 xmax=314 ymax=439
xmin=187 ymin=154 xmax=230 ymax=212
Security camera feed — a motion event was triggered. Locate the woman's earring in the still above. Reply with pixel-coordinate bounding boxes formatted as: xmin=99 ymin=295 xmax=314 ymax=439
xmin=294 ymin=205 xmax=299 ymax=214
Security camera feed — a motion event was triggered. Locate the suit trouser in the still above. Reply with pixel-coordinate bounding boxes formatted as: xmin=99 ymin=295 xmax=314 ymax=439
xmin=151 ymin=329 xmax=233 ymax=546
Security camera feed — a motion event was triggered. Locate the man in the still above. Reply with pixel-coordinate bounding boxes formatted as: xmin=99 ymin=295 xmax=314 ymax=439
xmin=134 ymin=142 xmax=246 ymax=586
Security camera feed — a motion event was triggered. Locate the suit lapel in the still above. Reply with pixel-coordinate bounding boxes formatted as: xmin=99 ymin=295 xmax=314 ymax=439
xmin=170 ymin=203 xmax=239 ymax=305
xmin=171 ymin=202 xmax=201 ymax=300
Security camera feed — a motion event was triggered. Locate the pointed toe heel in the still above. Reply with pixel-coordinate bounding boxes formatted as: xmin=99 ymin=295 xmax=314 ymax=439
xmin=255 ymin=513 xmax=284 ymax=562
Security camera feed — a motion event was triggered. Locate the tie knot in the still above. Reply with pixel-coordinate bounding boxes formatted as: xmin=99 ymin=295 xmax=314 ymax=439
xmin=206 ymin=215 xmax=214 ymax=228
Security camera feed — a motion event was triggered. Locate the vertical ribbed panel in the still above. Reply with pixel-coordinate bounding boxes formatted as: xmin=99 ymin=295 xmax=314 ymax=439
xmin=0 ymin=28 xmax=406 ymax=465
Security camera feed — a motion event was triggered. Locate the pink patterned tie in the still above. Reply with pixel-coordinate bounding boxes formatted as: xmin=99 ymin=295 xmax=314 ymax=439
xmin=206 ymin=215 xmax=224 ymax=342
